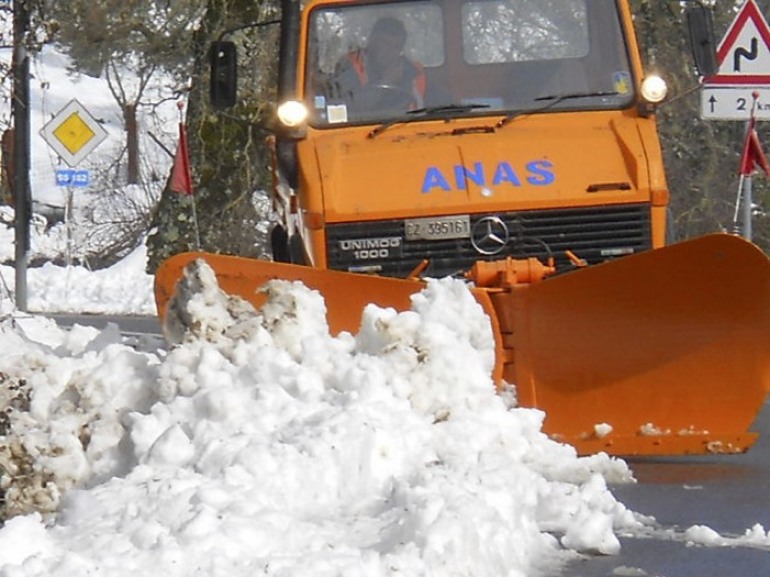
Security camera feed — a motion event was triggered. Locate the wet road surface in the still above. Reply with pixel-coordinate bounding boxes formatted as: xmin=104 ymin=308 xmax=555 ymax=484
xmin=567 ymin=400 xmax=770 ymax=576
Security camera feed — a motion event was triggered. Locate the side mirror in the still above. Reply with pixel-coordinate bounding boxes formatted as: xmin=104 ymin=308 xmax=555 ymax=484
xmin=685 ymin=4 xmax=719 ymax=77
xmin=209 ymin=41 xmax=238 ymax=109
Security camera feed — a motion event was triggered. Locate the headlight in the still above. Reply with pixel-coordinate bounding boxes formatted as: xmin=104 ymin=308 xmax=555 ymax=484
xmin=640 ymin=75 xmax=668 ymax=103
xmin=277 ymin=100 xmax=308 ymax=128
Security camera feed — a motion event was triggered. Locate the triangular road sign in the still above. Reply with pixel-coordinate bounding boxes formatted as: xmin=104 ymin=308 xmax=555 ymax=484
xmin=707 ymin=0 xmax=770 ymax=85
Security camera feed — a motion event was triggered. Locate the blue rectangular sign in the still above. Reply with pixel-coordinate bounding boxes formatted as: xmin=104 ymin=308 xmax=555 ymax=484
xmin=55 ymin=169 xmax=90 ymax=187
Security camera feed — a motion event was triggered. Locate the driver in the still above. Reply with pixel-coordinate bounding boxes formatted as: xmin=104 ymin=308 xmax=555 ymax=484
xmin=327 ymin=17 xmax=426 ymax=111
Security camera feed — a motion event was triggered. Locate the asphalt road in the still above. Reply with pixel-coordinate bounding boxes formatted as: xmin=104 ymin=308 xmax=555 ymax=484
xmin=47 ymin=313 xmax=163 ymax=336
xmin=567 ymin=399 xmax=770 ymax=577
xmin=46 ymin=313 xmax=165 ymax=353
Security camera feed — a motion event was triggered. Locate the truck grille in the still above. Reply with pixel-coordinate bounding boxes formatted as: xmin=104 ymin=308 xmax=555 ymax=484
xmin=325 ymin=204 xmax=652 ymax=278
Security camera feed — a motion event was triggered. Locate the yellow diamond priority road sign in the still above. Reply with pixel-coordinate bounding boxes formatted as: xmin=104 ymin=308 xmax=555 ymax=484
xmin=40 ymin=100 xmax=108 ymax=167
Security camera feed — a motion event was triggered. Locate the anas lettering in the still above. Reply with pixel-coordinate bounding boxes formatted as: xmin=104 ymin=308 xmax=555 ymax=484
xmin=421 ymin=160 xmax=555 ymax=193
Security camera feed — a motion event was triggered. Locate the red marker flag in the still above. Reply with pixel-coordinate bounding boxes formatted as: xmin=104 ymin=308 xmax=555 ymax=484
xmin=170 ymin=103 xmax=194 ymax=195
xmin=739 ymin=117 xmax=770 ymax=177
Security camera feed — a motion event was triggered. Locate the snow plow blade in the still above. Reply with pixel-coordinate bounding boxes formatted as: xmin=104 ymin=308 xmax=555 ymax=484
xmin=155 ymin=233 xmax=770 ymax=456
xmin=494 ymin=234 xmax=770 ymax=456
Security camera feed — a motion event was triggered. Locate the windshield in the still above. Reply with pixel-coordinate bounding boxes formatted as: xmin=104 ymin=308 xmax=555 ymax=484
xmin=304 ymin=0 xmax=635 ymax=126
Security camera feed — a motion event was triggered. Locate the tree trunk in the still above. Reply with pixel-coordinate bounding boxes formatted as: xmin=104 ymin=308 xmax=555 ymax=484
xmin=124 ymin=103 xmax=140 ymax=185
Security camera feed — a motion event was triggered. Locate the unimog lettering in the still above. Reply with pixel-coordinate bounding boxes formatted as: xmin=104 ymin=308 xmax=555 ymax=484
xmin=339 ymin=237 xmax=402 ymax=260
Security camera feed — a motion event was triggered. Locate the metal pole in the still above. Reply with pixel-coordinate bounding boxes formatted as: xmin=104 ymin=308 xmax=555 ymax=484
xmin=12 ymin=0 xmax=31 ymax=311
xmin=743 ymin=174 xmax=753 ymax=241
xmin=741 ymin=92 xmax=762 ymax=242
xmin=733 ymin=174 xmax=745 ymax=234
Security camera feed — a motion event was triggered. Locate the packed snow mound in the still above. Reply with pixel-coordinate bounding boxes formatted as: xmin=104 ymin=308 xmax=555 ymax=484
xmin=0 ymin=260 xmax=642 ymax=577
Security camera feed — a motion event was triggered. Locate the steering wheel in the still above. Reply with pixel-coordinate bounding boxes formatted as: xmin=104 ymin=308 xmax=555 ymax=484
xmin=353 ymin=83 xmax=416 ymax=111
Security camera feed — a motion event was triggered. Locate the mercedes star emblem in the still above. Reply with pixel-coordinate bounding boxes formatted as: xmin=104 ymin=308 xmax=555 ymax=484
xmin=471 ymin=216 xmax=509 ymax=255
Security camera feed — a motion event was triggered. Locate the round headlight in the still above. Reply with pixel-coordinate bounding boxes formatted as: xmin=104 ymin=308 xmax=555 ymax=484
xmin=640 ymin=75 xmax=668 ymax=103
xmin=277 ymin=100 xmax=309 ymax=128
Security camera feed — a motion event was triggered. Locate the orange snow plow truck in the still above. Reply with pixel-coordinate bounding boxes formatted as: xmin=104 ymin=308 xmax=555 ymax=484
xmin=156 ymin=0 xmax=770 ymax=456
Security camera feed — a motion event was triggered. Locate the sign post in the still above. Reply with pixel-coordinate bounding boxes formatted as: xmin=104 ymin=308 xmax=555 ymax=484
xmin=12 ymin=0 xmax=31 ymax=311
xmin=40 ymin=100 xmax=108 ymax=267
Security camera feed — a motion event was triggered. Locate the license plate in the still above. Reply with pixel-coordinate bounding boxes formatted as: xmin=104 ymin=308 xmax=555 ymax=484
xmin=405 ymin=215 xmax=471 ymax=241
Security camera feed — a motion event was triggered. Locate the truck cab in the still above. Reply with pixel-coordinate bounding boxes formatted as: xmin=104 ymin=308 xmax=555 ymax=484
xmin=266 ymin=0 xmax=671 ymax=278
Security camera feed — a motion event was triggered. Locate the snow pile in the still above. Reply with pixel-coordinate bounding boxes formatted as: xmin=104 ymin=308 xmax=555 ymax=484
xmin=0 ymin=260 xmax=642 ymax=577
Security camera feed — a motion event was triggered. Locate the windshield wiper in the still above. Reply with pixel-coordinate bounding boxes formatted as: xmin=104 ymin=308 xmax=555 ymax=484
xmin=408 ymin=102 xmax=491 ymax=116
xmin=495 ymin=90 xmax=621 ymax=129
xmin=368 ymin=103 xmax=490 ymax=138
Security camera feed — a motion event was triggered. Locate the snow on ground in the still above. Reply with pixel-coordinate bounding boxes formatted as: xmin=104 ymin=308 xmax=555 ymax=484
xmin=0 ymin=232 xmax=156 ymax=315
